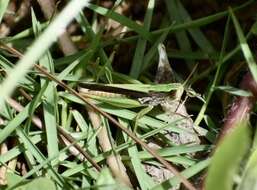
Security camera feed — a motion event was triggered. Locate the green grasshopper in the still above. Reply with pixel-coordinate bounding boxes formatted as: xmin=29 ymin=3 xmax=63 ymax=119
xmin=78 ymin=44 xmax=203 ymax=184
xmin=78 ymin=43 xmax=202 ymax=145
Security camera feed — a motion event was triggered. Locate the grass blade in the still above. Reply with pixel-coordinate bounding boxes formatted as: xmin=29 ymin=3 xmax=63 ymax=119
xmin=229 ymin=7 xmax=257 ymax=84
xmin=129 ymin=0 xmax=155 ymax=78
xmin=0 ymin=0 xmax=9 ymax=23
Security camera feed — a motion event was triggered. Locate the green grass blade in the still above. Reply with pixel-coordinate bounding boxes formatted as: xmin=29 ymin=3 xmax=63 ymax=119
xmin=129 ymin=0 xmax=155 ymax=78
xmin=194 ymin=16 xmax=231 ymax=126
xmin=229 ymin=7 xmax=257 ymax=84
xmin=138 ymin=145 xmax=211 ymax=159
xmin=0 ymin=0 xmax=9 ymax=23
xmin=79 ymin=83 xmax=181 ymax=93
xmin=215 ymin=85 xmax=252 ymax=97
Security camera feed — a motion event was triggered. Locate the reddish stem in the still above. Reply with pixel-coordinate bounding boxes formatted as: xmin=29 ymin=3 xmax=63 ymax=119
xmin=219 ymin=72 xmax=257 ymax=141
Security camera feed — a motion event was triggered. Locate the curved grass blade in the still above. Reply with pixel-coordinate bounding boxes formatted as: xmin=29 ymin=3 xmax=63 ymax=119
xmin=229 ymin=7 xmax=257 ymax=84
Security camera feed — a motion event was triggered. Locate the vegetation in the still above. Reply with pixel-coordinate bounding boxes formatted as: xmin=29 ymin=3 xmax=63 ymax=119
xmin=0 ymin=0 xmax=257 ymax=189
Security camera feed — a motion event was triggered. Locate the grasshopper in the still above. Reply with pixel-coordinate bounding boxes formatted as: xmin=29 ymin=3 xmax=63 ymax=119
xmin=78 ymin=44 xmax=201 ymax=145
xmin=78 ymin=43 xmax=202 ymax=184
